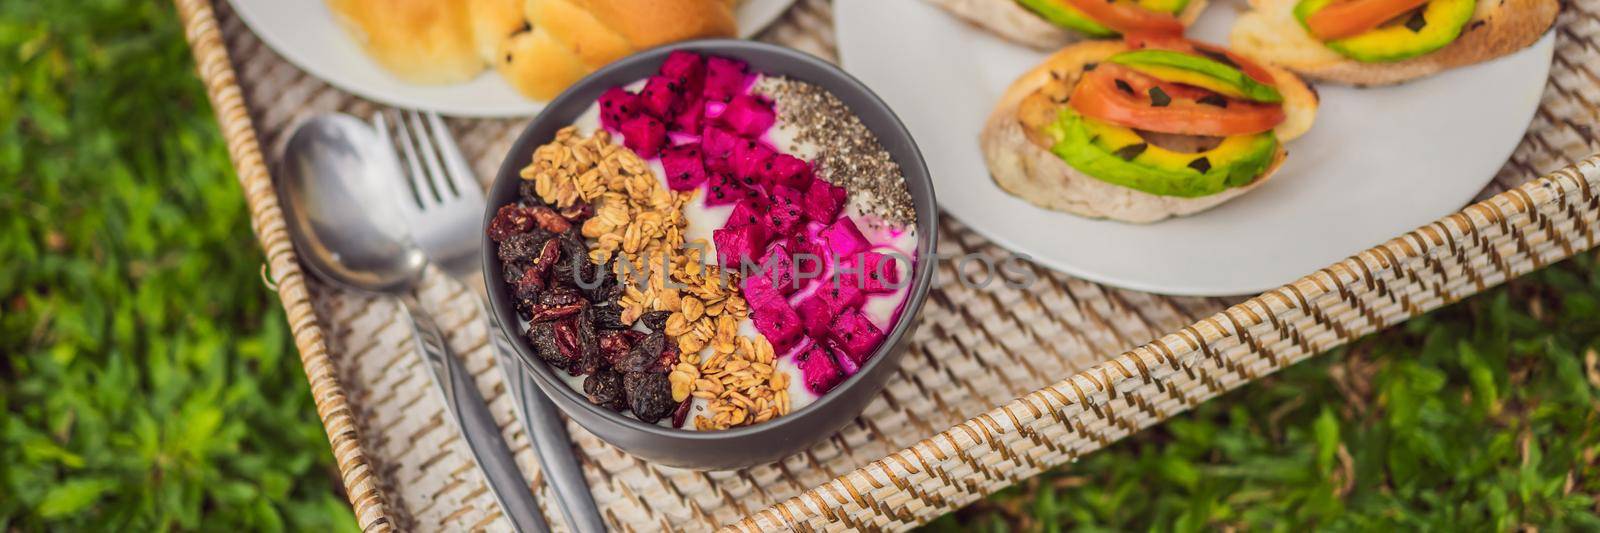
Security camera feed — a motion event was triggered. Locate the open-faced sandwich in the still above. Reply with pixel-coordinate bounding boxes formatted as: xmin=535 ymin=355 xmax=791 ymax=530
xmin=982 ymin=35 xmax=1319 ymax=223
xmin=926 ymin=0 xmax=1210 ymax=50
xmin=1230 ymin=0 xmax=1559 ymax=85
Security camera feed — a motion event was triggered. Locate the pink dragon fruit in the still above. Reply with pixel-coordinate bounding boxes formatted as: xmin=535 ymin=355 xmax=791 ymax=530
xmin=703 ymin=56 xmax=749 ymax=102
xmin=730 ymin=139 xmax=774 ymax=182
xmin=671 ymin=99 xmax=705 ymax=133
xmin=700 ymin=125 xmax=740 ymax=171
xmin=828 ymin=309 xmax=885 ymax=365
xmin=660 ymin=143 xmax=706 ymax=190
xmin=766 ymin=185 xmax=805 ymax=235
xmin=757 ymin=243 xmax=796 ymax=294
xmin=638 ymin=75 xmax=683 ymax=119
xmin=795 ymin=342 xmax=844 ymax=394
xmin=820 ymin=218 xmax=871 ymax=259
xmin=841 ymin=252 xmax=902 ymax=294
xmin=797 ymin=281 xmax=864 ymax=337
xmin=745 ymin=275 xmax=803 ymax=351
xmin=597 ymin=87 xmax=639 ymax=132
xmin=726 ymin=199 xmax=766 ymax=230
xmin=659 ymin=51 xmax=706 ymax=97
xmin=719 ymin=94 xmax=776 ymax=137
xmin=703 ymin=172 xmax=744 ymax=207
xmin=713 ymin=224 xmax=768 ymax=269
xmin=802 ymin=178 xmax=847 ymax=223
xmin=763 ymin=154 xmax=812 ymax=190
xmin=619 ymin=115 xmax=667 ymax=158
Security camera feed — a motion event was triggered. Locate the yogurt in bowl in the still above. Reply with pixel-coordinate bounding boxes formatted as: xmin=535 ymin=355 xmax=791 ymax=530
xmin=483 ymin=40 xmax=936 ymax=469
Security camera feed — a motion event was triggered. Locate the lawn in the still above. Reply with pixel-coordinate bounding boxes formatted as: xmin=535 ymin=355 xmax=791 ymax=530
xmin=2 ymin=1 xmax=1596 ymax=531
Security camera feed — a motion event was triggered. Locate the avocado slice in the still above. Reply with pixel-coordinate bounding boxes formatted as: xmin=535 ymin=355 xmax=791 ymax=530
xmin=1046 ymin=108 xmax=1278 ymax=198
xmin=1107 ymin=50 xmax=1284 ymax=103
xmin=1295 ymin=0 xmax=1476 ymax=62
xmin=1014 ymin=0 xmax=1192 ymax=37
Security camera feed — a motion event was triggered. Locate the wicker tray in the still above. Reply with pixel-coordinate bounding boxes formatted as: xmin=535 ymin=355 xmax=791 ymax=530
xmin=175 ymin=0 xmax=1600 ymax=530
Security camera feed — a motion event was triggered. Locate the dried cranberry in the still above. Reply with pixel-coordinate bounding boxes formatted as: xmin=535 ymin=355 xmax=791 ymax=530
xmin=539 ymin=285 xmax=583 ymax=307
xmin=553 ymin=319 xmax=582 ymax=374
xmin=528 ymin=238 xmax=562 ymax=283
xmin=528 ymin=301 xmax=583 ymax=323
xmin=528 ymin=206 xmax=572 ymax=233
xmin=655 ymin=343 xmax=680 ymax=374
xmin=560 ymin=202 xmax=594 ymax=223
xmin=488 ymin=205 xmax=536 ymax=241
xmin=598 ymin=330 xmax=635 ymax=367
xmin=671 ymin=397 xmax=692 ymax=428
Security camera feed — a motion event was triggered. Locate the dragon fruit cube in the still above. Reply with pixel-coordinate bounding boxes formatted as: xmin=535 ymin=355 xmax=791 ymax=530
xmin=700 ymin=125 xmax=740 ymax=169
xmin=726 ymin=199 xmax=765 ymax=230
xmin=659 ymin=51 xmax=706 ymax=96
xmin=660 ymin=143 xmax=706 ymax=191
xmin=763 ymin=154 xmax=812 ymax=190
xmin=765 ymin=186 xmax=805 ymax=235
xmin=802 ymin=178 xmax=847 ymax=223
xmin=619 ymin=115 xmax=667 ymax=158
xmin=731 ymin=139 xmax=774 ymax=182
xmin=797 ymin=282 xmax=864 ymax=337
xmin=828 ymin=309 xmax=885 ymax=365
xmin=719 ymin=94 xmax=776 ymax=137
xmin=638 ymin=75 xmax=684 ymax=119
xmin=671 ymin=99 xmax=705 ymax=134
xmin=597 ymin=87 xmax=640 ymax=132
xmin=844 ymin=252 xmax=903 ymax=294
xmin=703 ymin=56 xmax=749 ymax=102
xmin=745 ymin=276 xmax=802 ymax=351
xmin=820 ymin=218 xmax=871 ymax=259
xmin=757 ymin=243 xmax=797 ymax=294
xmin=713 ymin=224 xmax=768 ymax=269
xmin=704 ymin=172 xmax=742 ymax=207
xmin=795 ymin=343 xmax=844 ymax=395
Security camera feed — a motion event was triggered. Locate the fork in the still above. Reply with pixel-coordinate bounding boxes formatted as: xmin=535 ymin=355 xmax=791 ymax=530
xmin=377 ymin=110 xmax=606 ymax=533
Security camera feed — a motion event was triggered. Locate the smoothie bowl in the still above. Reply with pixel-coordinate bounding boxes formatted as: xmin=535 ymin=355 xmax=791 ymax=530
xmin=483 ymin=41 xmax=936 ymax=469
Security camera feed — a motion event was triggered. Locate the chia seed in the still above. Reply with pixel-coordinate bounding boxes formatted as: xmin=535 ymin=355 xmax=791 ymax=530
xmin=756 ymin=77 xmax=917 ymax=227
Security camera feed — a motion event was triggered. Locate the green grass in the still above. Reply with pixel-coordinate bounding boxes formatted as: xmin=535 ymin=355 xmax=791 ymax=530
xmin=1 ymin=2 xmax=1596 ymax=531
xmin=0 ymin=1 xmax=356 ymax=530
xmin=927 ymin=255 xmax=1600 ymax=531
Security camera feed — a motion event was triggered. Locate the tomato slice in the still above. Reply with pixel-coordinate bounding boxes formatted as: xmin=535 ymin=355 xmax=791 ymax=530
xmin=1061 ymin=0 xmax=1185 ymax=35
xmin=1068 ymin=64 xmax=1286 ymax=136
xmin=1304 ymin=0 xmax=1432 ymax=39
xmin=1122 ymin=33 xmax=1278 ymax=88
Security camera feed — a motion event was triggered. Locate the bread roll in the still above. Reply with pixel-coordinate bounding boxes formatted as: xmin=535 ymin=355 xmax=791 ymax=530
xmin=326 ymin=0 xmax=486 ymax=84
xmin=468 ymin=0 xmax=529 ymax=64
xmin=1230 ymin=0 xmax=1558 ymax=85
xmin=500 ymin=0 xmax=738 ymax=100
xmin=981 ymin=41 xmax=1319 ymax=223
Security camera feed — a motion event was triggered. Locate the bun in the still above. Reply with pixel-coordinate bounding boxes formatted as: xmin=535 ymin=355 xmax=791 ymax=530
xmin=326 ymin=0 xmax=737 ymax=100
xmin=981 ymin=41 xmax=1318 ymax=223
xmin=503 ymin=0 xmax=737 ymax=100
xmin=922 ymin=0 xmax=1210 ymax=50
xmin=326 ymin=0 xmax=485 ymax=84
xmin=1230 ymin=0 xmax=1558 ymax=85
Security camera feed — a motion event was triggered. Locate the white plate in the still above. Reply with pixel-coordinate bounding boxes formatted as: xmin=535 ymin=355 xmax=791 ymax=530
xmin=836 ymin=0 xmax=1552 ymax=296
xmin=230 ymin=0 xmax=797 ymax=117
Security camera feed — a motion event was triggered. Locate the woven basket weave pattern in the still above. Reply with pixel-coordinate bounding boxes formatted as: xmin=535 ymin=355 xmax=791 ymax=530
xmin=174 ymin=0 xmax=1600 ymax=530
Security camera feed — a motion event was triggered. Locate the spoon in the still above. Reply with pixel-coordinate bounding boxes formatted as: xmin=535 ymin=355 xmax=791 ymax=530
xmin=277 ymin=114 xmax=550 ymax=533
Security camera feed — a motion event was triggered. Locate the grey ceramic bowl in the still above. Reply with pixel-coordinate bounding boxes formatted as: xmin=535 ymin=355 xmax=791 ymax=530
xmin=483 ymin=40 xmax=937 ymax=470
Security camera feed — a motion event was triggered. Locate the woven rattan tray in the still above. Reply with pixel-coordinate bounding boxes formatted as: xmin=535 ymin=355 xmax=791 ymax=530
xmin=176 ymin=0 xmax=1600 ymax=530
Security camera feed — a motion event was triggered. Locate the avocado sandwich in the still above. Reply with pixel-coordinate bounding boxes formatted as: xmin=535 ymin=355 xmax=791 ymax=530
xmin=924 ymin=0 xmax=1211 ymax=50
xmin=1230 ymin=0 xmax=1558 ymax=85
xmin=981 ymin=37 xmax=1319 ymax=223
